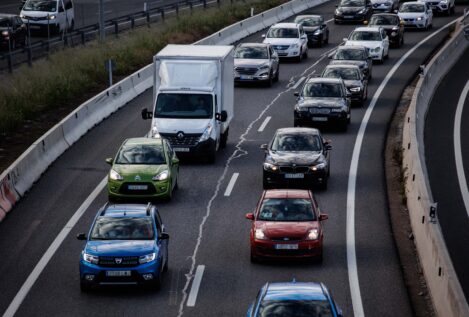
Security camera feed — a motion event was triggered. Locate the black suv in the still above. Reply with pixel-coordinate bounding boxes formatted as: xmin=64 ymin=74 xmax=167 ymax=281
xmin=294 ymin=77 xmax=351 ymax=131
xmin=334 ymin=0 xmax=373 ymax=24
xmin=262 ymin=128 xmax=332 ymax=189
xmin=329 ymin=45 xmax=373 ymax=80
xmin=367 ymin=13 xmax=404 ymax=48
xmin=0 ymin=14 xmax=27 ymax=50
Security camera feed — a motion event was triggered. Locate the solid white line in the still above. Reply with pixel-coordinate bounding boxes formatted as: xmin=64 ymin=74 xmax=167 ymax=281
xmin=186 ymin=265 xmax=205 ymax=307
xmin=453 ymin=80 xmax=469 ymax=218
xmin=224 ymin=173 xmax=239 ymax=196
xmin=258 ymin=116 xmax=272 ymax=132
xmin=293 ymin=76 xmax=305 ymax=89
xmin=346 ymin=18 xmax=460 ymax=317
xmin=3 ymin=177 xmax=107 ymax=317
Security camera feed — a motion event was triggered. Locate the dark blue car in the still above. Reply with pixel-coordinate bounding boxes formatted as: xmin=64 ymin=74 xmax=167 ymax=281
xmin=77 ymin=203 xmax=169 ymax=291
xmin=247 ymin=281 xmax=343 ymax=317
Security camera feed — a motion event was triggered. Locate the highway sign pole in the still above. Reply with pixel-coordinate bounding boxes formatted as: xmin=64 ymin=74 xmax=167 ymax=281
xmin=99 ymin=0 xmax=105 ymax=41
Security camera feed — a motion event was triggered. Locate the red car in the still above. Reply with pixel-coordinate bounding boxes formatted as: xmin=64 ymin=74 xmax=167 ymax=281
xmin=246 ymin=189 xmax=328 ymax=262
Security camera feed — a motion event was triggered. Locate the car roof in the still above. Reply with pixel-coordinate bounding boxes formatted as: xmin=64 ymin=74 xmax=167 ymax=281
xmin=123 ymin=137 xmax=164 ymax=146
xmin=354 ymin=26 xmax=381 ymax=32
xmin=264 ymin=282 xmax=328 ymax=301
xmin=264 ymin=189 xmax=312 ymax=199
xmin=271 ymin=22 xmax=299 ymax=29
xmin=276 ymin=127 xmax=321 ymax=135
xmin=305 ymin=77 xmax=343 ymax=84
xmin=325 ymin=64 xmax=360 ymax=70
xmin=238 ymin=43 xmax=268 ymax=48
xmin=100 ymin=204 xmax=154 ymax=218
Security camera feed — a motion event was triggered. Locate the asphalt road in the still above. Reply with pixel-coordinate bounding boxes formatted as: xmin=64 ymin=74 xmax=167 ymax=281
xmin=425 ymin=46 xmax=469 ymax=301
xmin=0 ymin=2 xmax=466 ymax=316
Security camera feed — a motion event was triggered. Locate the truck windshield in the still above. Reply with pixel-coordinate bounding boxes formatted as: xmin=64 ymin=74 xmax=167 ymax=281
xmin=155 ymin=93 xmax=213 ymax=119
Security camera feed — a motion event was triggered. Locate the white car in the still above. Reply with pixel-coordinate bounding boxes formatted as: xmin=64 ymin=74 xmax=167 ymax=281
xmin=420 ymin=0 xmax=455 ymax=16
xmin=262 ymin=23 xmax=308 ymax=62
xmin=344 ymin=26 xmax=389 ymax=63
xmin=20 ymin=0 xmax=74 ymax=34
xmin=398 ymin=2 xmax=433 ymax=30
xmin=370 ymin=0 xmax=399 ymax=13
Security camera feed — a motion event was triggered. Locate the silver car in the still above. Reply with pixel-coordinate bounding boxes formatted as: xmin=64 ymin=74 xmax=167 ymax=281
xmin=234 ymin=43 xmax=280 ymax=86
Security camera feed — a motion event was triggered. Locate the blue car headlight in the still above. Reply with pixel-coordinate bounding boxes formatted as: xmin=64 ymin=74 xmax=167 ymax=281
xmin=83 ymin=252 xmax=99 ymax=264
xmin=139 ymin=253 xmax=156 ymax=264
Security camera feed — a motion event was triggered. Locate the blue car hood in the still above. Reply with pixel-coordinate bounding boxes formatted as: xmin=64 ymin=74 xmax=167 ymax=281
xmin=85 ymin=240 xmax=156 ymax=256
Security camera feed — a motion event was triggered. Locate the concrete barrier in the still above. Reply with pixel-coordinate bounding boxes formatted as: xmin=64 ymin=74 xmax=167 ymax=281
xmin=276 ymin=3 xmax=295 ymax=21
xmin=402 ymin=21 xmax=469 ymax=317
xmin=261 ymin=9 xmax=280 ymax=29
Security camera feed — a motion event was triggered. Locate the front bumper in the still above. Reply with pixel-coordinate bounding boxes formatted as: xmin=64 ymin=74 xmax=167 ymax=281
xmin=306 ymin=33 xmax=323 ymax=45
xmin=263 ymin=168 xmax=327 ymax=188
xmin=294 ymin=109 xmax=349 ymax=126
xmin=234 ymin=69 xmax=271 ymax=82
xmin=348 ymin=90 xmax=364 ymax=103
xmin=251 ymin=239 xmax=323 ymax=259
xmin=401 ymin=19 xmax=427 ymax=28
xmin=271 ymin=47 xmax=301 ymax=58
xmin=108 ymin=178 xmax=171 ymax=200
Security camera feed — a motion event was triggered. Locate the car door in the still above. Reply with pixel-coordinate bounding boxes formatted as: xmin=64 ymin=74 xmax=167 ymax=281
xmin=154 ymin=210 xmax=168 ymax=264
xmin=299 ymin=26 xmax=307 ymax=51
xmin=164 ymin=140 xmax=178 ymax=189
xmin=269 ymin=45 xmax=278 ymax=73
xmin=381 ymin=28 xmax=389 ymax=54
xmin=426 ymin=4 xmax=433 ymax=25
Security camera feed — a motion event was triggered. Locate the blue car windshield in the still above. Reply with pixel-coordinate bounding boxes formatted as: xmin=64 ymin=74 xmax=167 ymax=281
xmin=90 ymin=217 xmax=155 ymax=240
xmin=258 ymin=199 xmax=316 ymax=222
xmin=258 ymin=299 xmax=333 ymax=317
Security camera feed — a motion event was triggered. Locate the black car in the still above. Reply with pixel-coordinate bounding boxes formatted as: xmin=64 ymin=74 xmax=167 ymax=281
xmin=0 ymin=14 xmax=27 ymax=50
xmin=367 ymin=13 xmax=404 ymax=47
xmin=321 ymin=64 xmax=368 ymax=106
xmin=294 ymin=15 xmax=329 ymax=47
xmin=262 ymin=127 xmax=332 ymax=189
xmin=334 ymin=0 xmax=373 ymax=24
xmin=329 ymin=45 xmax=373 ymax=80
xmin=294 ymin=77 xmax=351 ymax=131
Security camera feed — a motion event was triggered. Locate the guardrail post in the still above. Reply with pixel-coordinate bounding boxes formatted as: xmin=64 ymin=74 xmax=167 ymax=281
xmin=203 ymin=0 xmax=207 ymax=8
xmin=160 ymin=9 xmax=165 ymax=21
xmin=26 ymin=47 xmax=32 ymax=67
xmin=146 ymin=12 xmax=151 ymax=27
xmin=217 ymin=0 xmax=220 ymax=7
xmin=130 ymin=17 xmax=135 ymax=29
xmin=175 ymin=4 xmax=179 ymax=17
xmin=113 ymin=21 xmax=118 ymax=37
xmin=80 ymin=31 xmax=85 ymax=45
xmin=7 ymin=42 xmax=13 ymax=73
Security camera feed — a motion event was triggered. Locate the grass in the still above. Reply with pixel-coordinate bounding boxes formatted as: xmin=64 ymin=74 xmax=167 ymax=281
xmin=0 ymin=0 xmax=286 ymax=135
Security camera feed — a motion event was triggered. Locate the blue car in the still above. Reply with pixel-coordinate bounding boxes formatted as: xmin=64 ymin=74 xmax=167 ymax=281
xmin=247 ymin=281 xmax=343 ymax=317
xmin=77 ymin=203 xmax=169 ymax=291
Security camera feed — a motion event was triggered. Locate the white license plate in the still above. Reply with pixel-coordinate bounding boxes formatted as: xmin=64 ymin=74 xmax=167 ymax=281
xmin=173 ymin=147 xmax=190 ymax=152
xmin=106 ymin=270 xmax=131 ymax=277
xmin=312 ymin=117 xmax=328 ymax=122
xmin=275 ymin=244 xmax=299 ymax=250
xmin=240 ymin=75 xmax=253 ymax=80
xmin=285 ymin=173 xmax=304 ymax=179
xmin=128 ymin=185 xmax=148 ymax=190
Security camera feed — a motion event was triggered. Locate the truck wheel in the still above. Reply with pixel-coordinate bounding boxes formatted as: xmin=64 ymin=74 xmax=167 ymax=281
xmin=220 ymin=129 xmax=229 ymax=148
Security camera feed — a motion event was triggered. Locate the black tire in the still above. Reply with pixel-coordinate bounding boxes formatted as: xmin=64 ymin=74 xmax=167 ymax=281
xmin=174 ymin=177 xmax=179 ymax=190
xmin=293 ymin=119 xmax=301 ymax=127
xmin=340 ymin=121 xmax=348 ymax=132
xmin=165 ymin=181 xmax=173 ymax=201
xmin=320 ymin=177 xmax=328 ymax=190
xmin=80 ymin=281 xmax=92 ymax=292
xmin=303 ymin=48 xmax=308 ymax=59
xmin=220 ymin=129 xmax=228 ymax=148
xmin=400 ymin=35 xmax=404 ymax=47
xmin=250 ymin=251 xmax=260 ymax=263
xmin=162 ymin=257 xmax=168 ymax=273
xmin=297 ymin=50 xmax=303 ymax=62
xmin=152 ymin=271 xmax=162 ymax=291
xmin=324 ymin=32 xmax=329 ymax=44
xmin=206 ymin=149 xmax=216 ymax=164
xmin=266 ymin=72 xmax=273 ymax=87
xmin=274 ymin=65 xmax=279 ymax=82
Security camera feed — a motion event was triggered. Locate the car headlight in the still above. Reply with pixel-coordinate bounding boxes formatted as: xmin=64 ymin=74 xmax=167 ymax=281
xmin=199 ymin=124 xmax=213 ymax=142
xmin=310 ymin=162 xmax=326 ymax=171
xmin=139 ymin=253 xmax=156 ymax=264
xmin=313 ymin=29 xmax=321 ymax=35
xmin=48 ymin=14 xmax=56 ymax=20
xmin=392 ymin=26 xmax=399 ymax=31
xmin=150 ymin=125 xmax=160 ymax=138
xmin=109 ymin=169 xmax=123 ymax=181
xmin=153 ymin=170 xmax=169 ymax=181
xmin=255 ymin=229 xmax=267 ymax=240
xmin=306 ymin=229 xmax=319 ymax=240
xmin=349 ymin=87 xmax=361 ymax=92
xmin=417 ymin=16 xmax=424 ymax=21
xmin=358 ymin=8 xmax=366 ymax=14
xmin=1 ymin=31 xmax=8 ymax=36
xmin=259 ymin=64 xmax=270 ymax=70
xmin=290 ymin=43 xmax=299 ymax=49
xmin=263 ymin=162 xmax=279 ymax=172
xmin=83 ymin=252 xmax=99 ymax=264
xmin=372 ymin=47 xmax=381 ymax=52
xmin=335 ymin=9 xmax=342 ymax=15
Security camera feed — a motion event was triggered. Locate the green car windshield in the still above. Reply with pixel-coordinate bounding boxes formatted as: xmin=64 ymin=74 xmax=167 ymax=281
xmin=115 ymin=144 xmax=166 ymax=165
xmin=90 ymin=217 xmax=155 ymax=240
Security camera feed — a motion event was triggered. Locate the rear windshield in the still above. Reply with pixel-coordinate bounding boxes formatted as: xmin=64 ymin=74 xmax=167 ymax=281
xmin=303 ymin=83 xmax=343 ymax=98
xmin=258 ymin=198 xmax=316 ymax=221
xmin=23 ymin=0 xmax=57 ymax=12
xmin=235 ymin=46 xmax=268 ymax=59
xmin=334 ymin=48 xmax=366 ymax=60
xmin=115 ymin=144 xmax=166 ymax=165
xmin=272 ymin=134 xmax=322 ymax=152
xmin=91 ymin=217 xmax=155 ymax=240
xmin=267 ymin=27 xmax=299 ymax=38
xmin=350 ymin=31 xmax=381 ymax=41
xmin=323 ymin=67 xmax=360 ymax=80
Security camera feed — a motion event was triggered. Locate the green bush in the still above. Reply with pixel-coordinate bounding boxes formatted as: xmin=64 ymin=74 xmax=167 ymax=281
xmin=0 ymin=0 xmax=285 ymax=134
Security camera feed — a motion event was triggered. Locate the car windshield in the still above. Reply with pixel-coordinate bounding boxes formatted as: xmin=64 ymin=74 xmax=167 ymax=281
xmin=0 ymin=19 xmax=11 ymax=27
xmin=115 ymin=144 xmax=166 ymax=165
xmin=235 ymin=46 xmax=268 ymax=59
xmin=350 ymin=31 xmax=381 ymax=41
xmin=267 ymin=27 xmax=299 ymax=38
xmin=90 ymin=217 xmax=155 ymax=240
xmin=155 ymin=93 xmax=213 ymax=119
xmin=335 ymin=48 xmax=366 ymax=60
xmin=303 ymin=83 xmax=343 ymax=98
xmin=399 ymin=3 xmax=425 ymax=12
xmin=294 ymin=16 xmax=322 ymax=26
xmin=271 ymin=134 xmax=322 ymax=152
xmin=23 ymin=0 xmax=57 ymax=12
xmin=339 ymin=0 xmax=365 ymax=7
xmin=258 ymin=199 xmax=316 ymax=222
xmin=370 ymin=15 xmax=399 ymax=25
xmin=323 ymin=68 xmax=360 ymax=80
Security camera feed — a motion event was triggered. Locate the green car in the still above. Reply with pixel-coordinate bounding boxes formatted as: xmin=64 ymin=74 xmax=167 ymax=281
xmin=106 ymin=137 xmax=179 ymax=201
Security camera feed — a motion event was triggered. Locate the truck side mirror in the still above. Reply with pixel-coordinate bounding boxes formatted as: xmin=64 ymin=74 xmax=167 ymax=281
xmin=216 ymin=110 xmax=228 ymax=122
xmin=141 ymin=108 xmax=152 ymax=120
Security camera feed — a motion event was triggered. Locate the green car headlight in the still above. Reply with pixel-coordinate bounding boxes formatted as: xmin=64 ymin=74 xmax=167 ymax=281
xmin=153 ymin=170 xmax=169 ymax=181
xmin=109 ymin=169 xmax=123 ymax=181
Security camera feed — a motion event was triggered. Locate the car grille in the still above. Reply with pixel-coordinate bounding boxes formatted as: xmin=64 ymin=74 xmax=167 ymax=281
xmin=159 ymin=133 xmax=202 ymax=146
xmin=98 ymin=256 xmax=139 ymax=267
xmin=279 ymin=166 xmax=310 ymax=173
xmin=272 ymin=45 xmax=290 ymax=50
xmin=23 ymin=15 xmax=47 ymax=21
xmin=119 ymin=182 xmax=156 ymax=195
xmin=235 ymin=67 xmax=258 ymax=75
xmin=309 ymin=107 xmax=331 ymax=114
xmin=403 ymin=18 xmax=415 ymax=22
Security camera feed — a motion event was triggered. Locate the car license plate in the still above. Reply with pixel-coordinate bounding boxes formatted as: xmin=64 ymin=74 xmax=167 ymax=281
xmin=106 ymin=271 xmax=131 ymax=277
xmin=173 ymin=147 xmax=190 ymax=152
xmin=128 ymin=185 xmax=148 ymax=190
xmin=312 ymin=117 xmax=328 ymax=122
xmin=285 ymin=173 xmax=304 ymax=179
xmin=275 ymin=244 xmax=298 ymax=250
xmin=240 ymin=75 xmax=253 ymax=80
xmin=344 ymin=15 xmax=354 ymax=19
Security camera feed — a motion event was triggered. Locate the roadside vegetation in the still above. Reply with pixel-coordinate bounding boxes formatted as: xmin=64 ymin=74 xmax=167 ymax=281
xmin=0 ymin=0 xmax=286 ymax=135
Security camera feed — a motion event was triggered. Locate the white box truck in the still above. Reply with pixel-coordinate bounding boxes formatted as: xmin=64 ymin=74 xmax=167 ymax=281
xmin=141 ymin=44 xmax=234 ymax=163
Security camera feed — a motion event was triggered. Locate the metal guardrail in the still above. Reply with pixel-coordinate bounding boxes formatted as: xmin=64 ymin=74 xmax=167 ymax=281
xmin=0 ymin=0 xmax=234 ymax=73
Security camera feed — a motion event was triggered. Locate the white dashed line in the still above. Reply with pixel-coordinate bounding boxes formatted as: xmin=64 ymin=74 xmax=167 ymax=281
xmin=224 ymin=173 xmax=239 ymax=197
xmin=258 ymin=116 xmax=272 ymax=132
xmin=186 ymin=265 xmax=206 ymax=307
xmin=293 ymin=76 xmax=306 ymax=90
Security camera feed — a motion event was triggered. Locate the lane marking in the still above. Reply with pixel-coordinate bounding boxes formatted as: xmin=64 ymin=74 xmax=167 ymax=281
xmin=3 ymin=177 xmax=107 ymax=317
xmin=258 ymin=116 xmax=271 ymax=132
xmin=186 ymin=265 xmax=206 ymax=307
xmin=346 ymin=18 xmax=461 ymax=317
xmin=224 ymin=173 xmax=239 ymax=197
xmin=293 ymin=76 xmax=306 ymax=89
xmin=453 ymin=80 xmax=469 ymax=218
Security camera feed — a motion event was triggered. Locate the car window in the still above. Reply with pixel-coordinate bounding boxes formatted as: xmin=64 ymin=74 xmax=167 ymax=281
xmin=258 ymin=299 xmax=333 ymax=317
xmin=267 ymin=27 xmax=299 ymax=38
xmin=258 ymin=198 xmax=317 ymax=222
xmin=271 ymin=134 xmax=322 ymax=151
xmin=155 ymin=93 xmax=213 ymax=119
xmin=90 ymin=217 xmax=155 ymax=240
xmin=234 ymin=46 xmax=268 ymax=59
xmin=323 ymin=68 xmax=360 ymax=80
xmin=154 ymin=211 xmax=162 ymax=233
xmin=294 ymin=16 xmax=322 ymax=26
xmin=303 ymin=83 xmax=343 ymax=98
xmin=350 ymin=31 xmax=381 ymax=41
xmin=399 ymin=3 xmax=425 ymax=12
xmin=335 ymin=48 xmax=366 ymax=60
xmin=115 ymin=144 xmax=166 ymax=165
xmin=339 ymin=0 xmax=365 ymax=7
xmin=370 ymin=15 xmax=398 ymax=25
xmin=23 ymin=0 xmax=57 ymax=12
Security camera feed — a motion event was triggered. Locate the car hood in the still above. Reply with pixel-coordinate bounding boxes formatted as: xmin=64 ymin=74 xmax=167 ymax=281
xmin=154 ymin=118 xmax=211 ymax=134
xmin=85 ymin=240 xmax=156 ymax=256
xmin=267 ymin=150 xmax=323 ymax=166
xmin=258 ymin=221 xmax=317 ymax=240
xmin=398 ymin=12 xmax=425 ymax=19
xmin=344 ymin=80 xmax=363 ymax=87
xmin=298 ymin=97 xmax=344 ymax=109
xmin=263 ymin=38 xmax=300 ymax=46
xmin=234 ymin=59 xmax=269 ymax=67
xmin=330 ymin=60 xmax=367 ymax=68
xmin=112 ymin=164 xmax=167 ymax=181
xmin=337 ymin=6 xmax=365 ymax=13
xmin=346 ymin=40 xmax=383 ymax=49
xmin=303 ymin=26 xmax=321 ymax=33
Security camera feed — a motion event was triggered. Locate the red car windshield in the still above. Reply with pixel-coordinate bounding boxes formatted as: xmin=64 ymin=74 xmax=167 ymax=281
xmin=258 ymin=198 xmax=316 ymax=221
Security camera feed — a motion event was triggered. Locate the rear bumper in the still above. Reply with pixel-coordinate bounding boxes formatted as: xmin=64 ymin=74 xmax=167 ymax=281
xmin=251 ymin=239 xmax=323 ymax=259
xmin=263 ymin=170 xmax=327 ymax=188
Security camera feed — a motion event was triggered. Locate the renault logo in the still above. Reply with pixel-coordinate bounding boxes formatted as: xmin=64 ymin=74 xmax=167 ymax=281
xmin=115 ymin=258 xmax=122 ymax=264
xmin=135 ymin=175 xmax=141 ymax=181
xmin=177 ymin=132 xmax=184 ymax=140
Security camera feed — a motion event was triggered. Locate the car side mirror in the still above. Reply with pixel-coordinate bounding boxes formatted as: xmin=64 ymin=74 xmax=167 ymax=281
xmin=294 ymin=92 xmax=299 ymax=97
xmin=76 ymin=233 xmax=87 ymax=240
xmin=245 ymin=213 xmax=255 ymax=220
xmin=216 ymin=110 xmax=228 ymax=122
xmin=261 ymin=34 xmax=266 ymax=38
xmin=159 ymin=232 xmax=170 ymax=240
xmin=324 ymin=140 xmax=332 ymax=150
xmin=105 ymin=157 xmax=113 ymax=165
xmin=319 ymin=214 xmax=329 ymax=221
xmin=172 ymin=157 xmax=179 ymax=165
xmin=141 ymin=108 xmax=152 ymax=120
xmin=342 ymin=38 xmax=348 ymax=43
xmin=260 ymin=144 xmax=268 ymax=150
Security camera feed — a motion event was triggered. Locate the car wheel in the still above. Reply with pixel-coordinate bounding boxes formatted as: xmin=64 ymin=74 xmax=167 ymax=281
xmin=266 ymin=72 xmax=273 ymax=87
xmin=400 ymin=35 xmax=404 ymax=47
xmin=166 ymin=181 xmax=173 ymax=201
xmin=297 ymin=50 xmax=303 ymax=62
xmin=324 ymin=32 xmax=329 ymax=44
xmin=263 ymin=179 xmax=271 ymax=189
xmin=220 ymin=129 xmax=228 ymax=148
xmin=152 ymin=271 xmax=163 ymax=291
xmin=293 ymin=119 xmax=301 ymax=127
xmin=274 ymin=65 xmax=279 ymax=82
xmin=340 ymin=121 xmax=348 ymax=132
xmin=379 ymin=52 xmax=384 ymax=64
xmin=163 ymin=257 xmax=169 ymax=273
xmin=250 ymin=251 xmax=260 ymax=263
